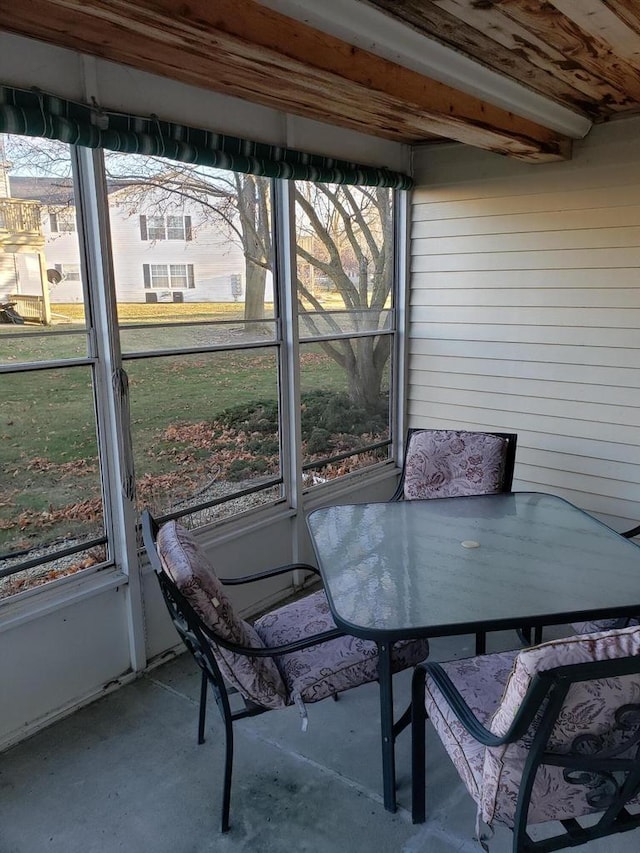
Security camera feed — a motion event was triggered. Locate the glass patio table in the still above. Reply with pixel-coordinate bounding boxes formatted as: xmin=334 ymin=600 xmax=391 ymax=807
xmin=306 ymin=492 xmax=640 ymax=812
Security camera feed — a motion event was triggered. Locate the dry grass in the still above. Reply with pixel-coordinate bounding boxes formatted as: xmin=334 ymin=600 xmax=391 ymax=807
xmin=55 ymin=302 xmax=275 ymax=323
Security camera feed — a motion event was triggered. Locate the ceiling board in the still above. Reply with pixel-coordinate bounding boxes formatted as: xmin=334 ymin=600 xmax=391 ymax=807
xmin=3 ymin=0 xmax=640 ymax=162
xmin=366 ymin=0 xmax=640 ymax=120
xmin=0 ymin=0 xmax=571 ymax=162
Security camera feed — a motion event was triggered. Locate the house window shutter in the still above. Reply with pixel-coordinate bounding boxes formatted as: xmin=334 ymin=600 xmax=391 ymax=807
xmin=140 ymin=215 xmax=148 ymax=240
xmin=187 ymin=265 xmax=195 ymax=288
xmin=184 ymin=216 xmax=192 ymax=241
xmin=143 ymin=264 xmax=151 ymax=288
xmin=49 ymin=212 xmax=58 ymax=232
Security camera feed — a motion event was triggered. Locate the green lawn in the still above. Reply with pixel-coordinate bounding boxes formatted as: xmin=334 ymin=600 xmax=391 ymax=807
xmin=0 ymin=303 xmax=358 ymax=554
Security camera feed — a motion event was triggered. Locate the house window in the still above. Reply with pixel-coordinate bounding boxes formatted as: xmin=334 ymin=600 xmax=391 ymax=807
xmin=49 ymin=209 xmax=76 ymax=233
xmin=140 ymin=214 xmax=192 ymax=241
xmin=143 ymin=263 xmax=195 ymax=289
xmin=54 ymin=263 xmax=81 ymax=282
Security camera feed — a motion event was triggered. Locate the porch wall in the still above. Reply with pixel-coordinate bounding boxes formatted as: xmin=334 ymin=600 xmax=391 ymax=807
xmin=0 ymin=31 xmax=404 ymax=752
xmin=410 ymin=118 xmax=640 ymax=531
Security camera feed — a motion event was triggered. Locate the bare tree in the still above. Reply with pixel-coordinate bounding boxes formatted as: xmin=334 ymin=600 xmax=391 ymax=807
xmin=295 ymin=182 xmax=393 ymax=409
xmin=104 ymin=158 xmax=393 ymax=406
xmin=3 ymin=136 xmax=394 ymax=408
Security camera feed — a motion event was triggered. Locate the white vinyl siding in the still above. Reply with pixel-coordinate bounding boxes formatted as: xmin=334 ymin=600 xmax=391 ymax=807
xmin=410 ymin=118 xmax=640 ymax=532
xmin=42 ymin=199 xmax=247 ymax=303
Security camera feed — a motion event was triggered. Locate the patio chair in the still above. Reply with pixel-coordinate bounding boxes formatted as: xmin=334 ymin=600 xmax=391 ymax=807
xmin=570 ymin=522 xmax=640 ymax=636
xmin=411 ymin=624 xmax=640 ymax=852
xmin=390 ymin=428 xmax=517 ymax=502
xmin=391 ymin=428 xmax=518 ymax=654
xmin=141 ymin=510 xmax=429 ymax=832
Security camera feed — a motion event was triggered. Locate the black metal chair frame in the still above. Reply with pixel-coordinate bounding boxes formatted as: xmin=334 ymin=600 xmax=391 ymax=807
xmin=141 ymin=510 xmax=346 ymax=833
xmin=390 ymin=428 xmax=518 ymax=503
xmin=412 ymin=655 xmax=640 ymax=852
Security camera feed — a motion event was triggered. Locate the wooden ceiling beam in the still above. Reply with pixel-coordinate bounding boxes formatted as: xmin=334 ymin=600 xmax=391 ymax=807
xmin=0 ymin=0 xmax=572 ymax=162
xmin=365 ymin=0 xmax=601 ymax=118
xmin=550 ymin=0 xmax=640 ymax=66
xmin=501 ymin=0 xmax=640 ymax=101
xmin=428 ymin=0 xmax=637 ymax=112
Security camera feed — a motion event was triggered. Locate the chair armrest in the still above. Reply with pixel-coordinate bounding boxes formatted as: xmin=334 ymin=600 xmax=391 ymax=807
xmin=219 ymin=563 xmax=321 ymax=585
xmin=413 ymin=661 xmax=547 ymax=747
xmin=389 ymin=478 xmax=404 ymax=501
xmin=200 ymin=621 xmax=345 ymax=658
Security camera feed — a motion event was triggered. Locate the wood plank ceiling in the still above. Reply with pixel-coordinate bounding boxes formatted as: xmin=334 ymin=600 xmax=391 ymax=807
xmin=1 ymin=0 xmax=640 ymax=163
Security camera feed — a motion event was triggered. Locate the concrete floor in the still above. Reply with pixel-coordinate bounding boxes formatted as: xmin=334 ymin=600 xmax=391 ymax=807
xmin=1 ymin=631 xmax=638 ymax=853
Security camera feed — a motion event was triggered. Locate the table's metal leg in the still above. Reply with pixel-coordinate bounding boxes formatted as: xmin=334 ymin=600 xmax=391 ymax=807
xmin=378 ymin=641 xmax=397 ymax=812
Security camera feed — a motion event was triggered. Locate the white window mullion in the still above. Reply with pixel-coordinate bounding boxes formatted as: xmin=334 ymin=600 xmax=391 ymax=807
xmin=72 ymin=146 xmax=147 ymax=672
xmin=274 ymin=179 xmax=305 ymax=562
xmin=392 ymin=189 xmax=410 ymax=464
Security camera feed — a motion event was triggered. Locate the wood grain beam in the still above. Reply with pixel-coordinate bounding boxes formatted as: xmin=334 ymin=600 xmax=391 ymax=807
xmin=509 ymin=1 xmax=640 ymax=96
xmin=365 ymin=0 xmax=599 ymax=118
xmin=550 ymin=0 xmax=640 ymax=66
xmin=603 ymin=0 xmax=640 ymax=37
xmin=0 ymin=0 xmax=572 ymax=162
xmin=429 ymin=0 xmax=638 ymax=113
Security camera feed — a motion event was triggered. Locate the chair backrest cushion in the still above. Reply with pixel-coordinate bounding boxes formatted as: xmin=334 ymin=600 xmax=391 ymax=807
xmin=156 ymin=520 xmax=289 ymax=709
xmin=403 ymin=430 xmax=508 ymax=500
xmin=482 ymin=625 xmax=640 ymax=827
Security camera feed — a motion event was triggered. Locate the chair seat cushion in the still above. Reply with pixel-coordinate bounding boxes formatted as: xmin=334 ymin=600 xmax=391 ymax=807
xmin=157 ymin=521 xmax=289 ymax=710
xmin=255 ymin=590 xmax=429 ymax=704
xmin=484 ymin=625 xmax=640 ymax=827
xmin=403 ymin=430 xmax=507 ymax=500
xmin=571 ymin=617 xmax=639 ymax=635
xmin=424 ymin=650 xmax=518 ymax=807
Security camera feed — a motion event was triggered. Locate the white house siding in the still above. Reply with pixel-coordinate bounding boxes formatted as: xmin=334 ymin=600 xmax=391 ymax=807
xmin=0 ymin=252 xmax=42 ymax=301
xmin=410 ymin=119 xmax=640 ymax=532
xmin=29 ymin=200 xmax=252 ymax=304
xmin=0 ymin=253 xmax=15 ymax=298
xmin=106 ymin=200 xmax=250 ymax=304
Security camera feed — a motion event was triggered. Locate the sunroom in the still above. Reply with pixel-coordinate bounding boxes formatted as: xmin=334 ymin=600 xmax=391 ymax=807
xmin=1 ymin=3 xmax=639 ymax=851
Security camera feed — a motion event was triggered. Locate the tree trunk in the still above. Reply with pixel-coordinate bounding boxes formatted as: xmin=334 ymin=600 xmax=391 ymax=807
xmin=244 ymin=258 xmax=266 ymax=323
xmin=343 ymin=336 xmax=390 ymax=411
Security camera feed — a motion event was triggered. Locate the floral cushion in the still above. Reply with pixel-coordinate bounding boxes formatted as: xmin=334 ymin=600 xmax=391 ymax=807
xmin=403 ymin=430 xmax=508 ymax=500
xmin=156 ymin=521 xmax=289 ymax=710
xmin=424 ymin=651 xmax=517 ymax=807
xmin=255 ymin=590 xmax=430 ymax=704
xmin=424 ymin=626 xmax=640 ymax=830
xmin=485 ymin=625 xmax=640 ymax=826
xmin=571 ymin=617 xmax=639 ymax=635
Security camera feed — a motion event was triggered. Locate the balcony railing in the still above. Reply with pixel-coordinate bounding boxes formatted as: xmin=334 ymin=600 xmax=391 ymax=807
xmin=0 ymin=198 xmax=42 ymax=235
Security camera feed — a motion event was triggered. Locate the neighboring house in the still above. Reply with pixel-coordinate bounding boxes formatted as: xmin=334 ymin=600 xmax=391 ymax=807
xmin=3 ymin=176 xmax=257 ymax=305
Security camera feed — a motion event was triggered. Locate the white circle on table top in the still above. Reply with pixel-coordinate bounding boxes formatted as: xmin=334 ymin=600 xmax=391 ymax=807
xmin=461 ymin=540 xmax=480 ymax=549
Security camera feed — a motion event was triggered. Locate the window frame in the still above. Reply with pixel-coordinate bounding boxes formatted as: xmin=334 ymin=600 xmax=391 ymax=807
xmin=143 ymin=262 xmax=195 ymax=290
xmin=0 ymin=139 xmax=406 ymax=603
xmin=49 ymin=209 xmax=77 ymax=233
xmin=140 ymin=213 xmax=192 ymax=241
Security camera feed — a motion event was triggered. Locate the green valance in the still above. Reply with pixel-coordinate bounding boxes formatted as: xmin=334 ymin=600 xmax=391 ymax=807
xmin=0 ymin=85 xmax=413 ymax=190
